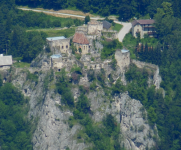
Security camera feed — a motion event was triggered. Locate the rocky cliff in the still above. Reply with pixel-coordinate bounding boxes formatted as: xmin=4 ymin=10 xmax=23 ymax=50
xmin=4 ymin=55 xmax=160 ymax=150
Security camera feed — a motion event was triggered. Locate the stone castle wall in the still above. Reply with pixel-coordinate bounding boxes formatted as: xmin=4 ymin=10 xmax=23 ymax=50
xmin=115 ymin=50 xmax=130 ymax=72
xmin=47 ymin=38 xmax=70 ymax=54
xmin=102 ymin=30 xmax=118 ymax=39
xmin=87 ymin=22 xmax=103 ymax=35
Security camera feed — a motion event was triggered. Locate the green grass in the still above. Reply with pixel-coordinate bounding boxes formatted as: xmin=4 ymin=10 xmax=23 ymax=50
xmin=123 ymin=33 xmax=137 ymax=59
xmin=123 ymin=33 xmax=159 ymax=59
xmin=28 ymin=27 xmax=75 ymax=37
xmin=55 ymin=72 xmax=62 ymax=75
xmin=13 ymin=62 xmax=30 ymax=68
xmin=43 ymin=28 xmax=75 ymax=37
xmin=112 ymin=23 xmax=123 ymax=32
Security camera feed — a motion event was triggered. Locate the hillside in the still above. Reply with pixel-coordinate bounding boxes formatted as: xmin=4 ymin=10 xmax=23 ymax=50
xmin=1 ymin=0 xmax=181 ymax=150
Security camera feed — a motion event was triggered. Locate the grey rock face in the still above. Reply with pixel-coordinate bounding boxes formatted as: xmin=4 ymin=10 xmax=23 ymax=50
xmin=9 ymin=63 xmax=158 ymax=150
xmin=11 ymin=69 xmax=87 ymax=150
xmin=88 ymin=90 xmax=157 ymax=150
xmin=118 ymin=93 xmax=157 ymax=150
xmin=32 ymin=93 xmax=86 ymax=150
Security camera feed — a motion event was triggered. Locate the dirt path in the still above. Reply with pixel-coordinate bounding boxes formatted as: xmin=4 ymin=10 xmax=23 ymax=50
xmin=19 ymin=8 xmax=104 ymax=20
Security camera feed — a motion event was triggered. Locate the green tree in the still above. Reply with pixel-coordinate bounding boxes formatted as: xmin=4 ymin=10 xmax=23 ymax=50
xmin=85 ymin=15 xmax=90 ymax=24
xmin=0 ymin=74 xmax=2 ymax=87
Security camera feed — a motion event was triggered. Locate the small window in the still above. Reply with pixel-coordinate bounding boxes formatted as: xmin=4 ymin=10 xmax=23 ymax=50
xmin=62 ymin=46 xmax=64 ymax=49
xmin=66 ymin=45 xmax=68 ymax=48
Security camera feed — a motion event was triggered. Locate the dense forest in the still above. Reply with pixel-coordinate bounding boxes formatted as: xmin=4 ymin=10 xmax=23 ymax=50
xmin=16 ymin=0 xmax=181 ymax=20
xmin=0 ymin=0 xmax=82 ymax=62
xmin=0 ymin=76 xmax=33 ymax=149
xmin=125 ymin=2 xmax=181 ymax=150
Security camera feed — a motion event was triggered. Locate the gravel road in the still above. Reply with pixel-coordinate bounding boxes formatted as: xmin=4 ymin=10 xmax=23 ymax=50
xmin=114 ymin=21 xmax=132 ymax=42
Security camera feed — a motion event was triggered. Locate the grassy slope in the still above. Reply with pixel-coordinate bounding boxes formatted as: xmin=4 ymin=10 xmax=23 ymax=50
xmin=27 ymin=27 xmax=75 ymax=37
xmin=123 ymin=33 xmax=159 ymax=59
xmin=112 ymin=23 xmax=123 ymax=32
xmin=13 ymin=62 xmax=31 ymax=68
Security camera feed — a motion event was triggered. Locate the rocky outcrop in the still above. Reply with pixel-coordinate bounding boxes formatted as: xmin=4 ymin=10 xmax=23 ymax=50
xmin=7 ymin=58 xmax=159 ymax=150
xmin=88 ymin=90 xmax=158 ymax=150
xmin=10 ymin=68 xmax=87 ymax=150
xmin=118 ymin=93 xmax=157 ymax=150
xmin=131 ymin=59 xmax=161 ymax=89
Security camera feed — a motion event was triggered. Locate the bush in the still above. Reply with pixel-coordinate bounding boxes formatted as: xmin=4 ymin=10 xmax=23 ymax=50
xmin=75 ymin=53 xmax=81 ymax=60
xmin=53 ymin=20 xmax=61 ymax=27
xmin=110 ymin=56 xmax=117 ymax=70
xmin=112 ymin=79 xmax=126 ymax=95
xmin=101 ymin=39 xmax=123 ymax=59
xmin=27 ymin=71 xmax=38 ymax=84
xmin=85 ymin=15 xmax=90 ymax=24
xmin=90 ymin=82 xmax=96 ymax=91
xmin=56 ymin=69 xmax=74 ymax=108
xmin=87 ymin=69 xmax=95 ymax=82
xmin=0 ymin=74 xmax=2 ymax=87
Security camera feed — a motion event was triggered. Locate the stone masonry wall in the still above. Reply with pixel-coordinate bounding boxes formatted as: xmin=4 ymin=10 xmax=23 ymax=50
xmin=87 ymin=22 xmax=103 ymax=35
xmin=115 ymin=50 xmax=130 ymax=73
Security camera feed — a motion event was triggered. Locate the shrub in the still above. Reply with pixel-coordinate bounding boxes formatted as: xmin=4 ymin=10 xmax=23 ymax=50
xmin=27 ymin=71 xmax=38 ymax=84
xmin=87 ymin=69 xmax=95 ymax=82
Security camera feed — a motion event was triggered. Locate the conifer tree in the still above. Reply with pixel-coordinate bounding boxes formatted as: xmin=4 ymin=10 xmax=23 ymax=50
xmin=145 ymin=42 xmax=149 ymax=61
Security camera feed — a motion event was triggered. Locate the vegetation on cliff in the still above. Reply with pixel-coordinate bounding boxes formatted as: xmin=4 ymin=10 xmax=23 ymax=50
xmin=0 ymin=78 xmax=33 ymax=149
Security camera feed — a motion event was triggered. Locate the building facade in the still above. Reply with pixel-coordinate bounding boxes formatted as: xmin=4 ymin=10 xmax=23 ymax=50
xmin=46 ymin=36 xmax=70 ymax=54
xmin=131 ymin=20 xmax=156 ymax=39
xmin=73 ymin=32 xmax=90 ymax=55
xmin=50 ymin=54 xmax=63 ymax=71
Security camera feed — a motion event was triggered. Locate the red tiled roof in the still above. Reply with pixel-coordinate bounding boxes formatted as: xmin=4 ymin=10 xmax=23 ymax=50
xmin=132 ymin=19 xmax=155 ymax=26
xmin=73 ymin=33 xmax=89 ymax=45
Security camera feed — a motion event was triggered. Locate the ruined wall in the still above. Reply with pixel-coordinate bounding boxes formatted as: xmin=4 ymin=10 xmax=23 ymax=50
xmin=115 ymin=50 xmax=130 ymax=72
xmin=74 ymin=43 xmax=90 ymax=55
xmin=0 ymin=66 xmax=11 ymax=70
xmin=47 ymin=38 xmax=70 ymax=54
xmin=76 ymin=26 xmax=87 ymax=34
xmin=102 ymin=30 xmax=118 ymax=39
xmin=87 ymin=21 xmax=103 ymax=35
xmin=131 ymin=59 xmax=161 ymax=89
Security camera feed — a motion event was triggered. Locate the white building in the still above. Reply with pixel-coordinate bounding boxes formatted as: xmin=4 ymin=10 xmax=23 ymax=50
xmin=131 ymin=19 xmax=156 ymax=39
xmin=0 ymin=54 xmax=12 ymax=70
